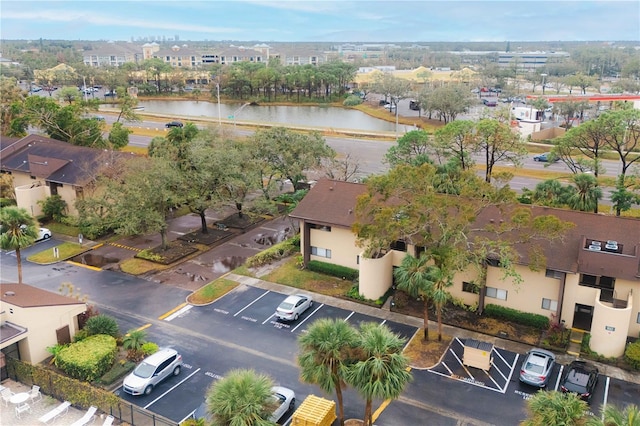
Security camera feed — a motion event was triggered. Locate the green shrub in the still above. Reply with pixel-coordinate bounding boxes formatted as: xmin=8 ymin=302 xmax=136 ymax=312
xmin=97 ymin=359 xmax=136 ymax=386
xmin=73 ymin=329 xmax=89 ymax=343
xmin=246 ymin=236 xmax=300 ymax=267
xmin=56 ymin=334 xmax=117 ymax=382
xmin=141 ymin=342 xmax=159 ymax=356
xmin=307 ymin=260 xmax=358 ymax=281
xmin=484 ymin=304 xmax=549 ymax=330
xmin=38 ymin=195 xmax=68 ymax=221
xmin=343 ymin=95 xmax=363 ymax=106
xmin=624 ymin=340 xmax=640 ymax=370
xmin=0 ymin=198 xmax=17 ymax=208
xmin=84 ymin=314 xmax=119 ymax=337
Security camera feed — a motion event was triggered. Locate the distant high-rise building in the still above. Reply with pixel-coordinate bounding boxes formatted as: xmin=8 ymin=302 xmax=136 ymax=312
xmin=175 ymin=34 xmax=179 ymax=42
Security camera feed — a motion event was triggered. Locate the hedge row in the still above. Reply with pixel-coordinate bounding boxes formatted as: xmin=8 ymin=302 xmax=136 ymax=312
xmin=484 ymin=304 xmax=549 ymax=330
xmin=246 ymin=235 xmax=300 ymax=267
xmin=307 ymin=260 xmax=359 ymax=281
xmin=6 ymin=357 xmax=120 ymax=412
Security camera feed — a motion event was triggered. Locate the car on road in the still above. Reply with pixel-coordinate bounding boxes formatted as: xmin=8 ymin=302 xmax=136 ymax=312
xmin=165 ymin=121 xmax=184 ymax=128
xmin=122 ymin=347 xmax=182 ymax=396
xmin=560 ymin=360 xmax=599 ymax=401
xmin=533 ymin=152 xmax=557 ymax=162
xmin=104 ymin=90 xmax=116 ymax=97
xmin=275 ymin=294 xmax=312 ymax=321
xmin=519 ymin=348 xmax=555 ymax=388
xmin=192 ymin=386 xmax=295 ymax=422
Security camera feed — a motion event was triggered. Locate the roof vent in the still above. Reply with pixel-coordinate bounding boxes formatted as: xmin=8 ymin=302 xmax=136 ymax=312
xmin=4 ymin=291 xmax=16 ymax=296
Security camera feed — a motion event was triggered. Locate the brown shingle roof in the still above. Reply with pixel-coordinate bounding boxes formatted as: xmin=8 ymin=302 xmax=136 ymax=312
xmin=0 ymin=283 xmax=86 ymax=308
xmin=290 ymin=179 xmax=640 ymax=280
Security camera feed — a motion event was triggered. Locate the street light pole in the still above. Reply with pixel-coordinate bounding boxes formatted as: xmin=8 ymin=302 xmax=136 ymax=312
xmin=541 ymin=73 xmax=547 ymax=96
xmin=216 ymin=81 xmax=221 ymax=127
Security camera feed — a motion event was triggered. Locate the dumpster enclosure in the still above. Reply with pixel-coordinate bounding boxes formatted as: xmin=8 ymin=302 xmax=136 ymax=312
xmin=462 ymin=339 xmax=494 ymax=371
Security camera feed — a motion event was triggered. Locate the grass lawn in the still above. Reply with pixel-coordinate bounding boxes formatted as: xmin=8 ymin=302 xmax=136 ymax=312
xmin=261 ymin=257 xmax=353 ymax=297
xmin=187 ymin=278 xmax=238 ymax=305
xmin=27 ymin=242 xmax=86 ymax=263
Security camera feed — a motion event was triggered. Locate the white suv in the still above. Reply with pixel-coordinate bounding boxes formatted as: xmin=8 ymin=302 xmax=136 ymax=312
xmin=123 ymin=348 xmax=182 ymax=396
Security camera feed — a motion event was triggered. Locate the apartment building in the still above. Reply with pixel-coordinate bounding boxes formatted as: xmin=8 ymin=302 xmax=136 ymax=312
xmin=289 ymin=179 xmax=640 ymax=358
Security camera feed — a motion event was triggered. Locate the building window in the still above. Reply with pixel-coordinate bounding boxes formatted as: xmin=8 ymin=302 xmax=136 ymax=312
xmin=462 ymin=282 xmax=479 ymax=294
xmin=541 ymin=298 xmax=558 ymax=311
xmin=637 ymin=312 xmax=640 ymax=324
xmin=311 ymin=246 xmax=331 ymax=258
xmin=545 ymin=269 xmax=563 ymax=279
xmin=390 ymin=240 xmax=407 ymax=252
xmin=485 ymin=286 xmax=507 ymax=300
xmin=309 ymin=224 xmax=331 ymax=232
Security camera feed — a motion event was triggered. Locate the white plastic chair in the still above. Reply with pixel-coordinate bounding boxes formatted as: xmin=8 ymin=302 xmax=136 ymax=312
xmin=15 ymin=402 xmax=31 ymax=418
xmin=29 ymin=385 xmax=42 ymax=402
xmin=1 ymin=388 xmax=15 ymax=407
xmin=102 ymin=415 xmax=115 ymax=426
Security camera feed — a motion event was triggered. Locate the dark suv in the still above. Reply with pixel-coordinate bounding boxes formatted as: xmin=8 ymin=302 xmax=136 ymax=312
xmin=560 ymin=360 xmax=599 ymax=401
xmin=165 ymin=121 xmax=184 ymax=128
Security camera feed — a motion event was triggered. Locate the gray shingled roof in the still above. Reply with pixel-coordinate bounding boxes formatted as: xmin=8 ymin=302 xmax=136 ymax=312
xmin=290 ymin=178 xmax=640 ymax=280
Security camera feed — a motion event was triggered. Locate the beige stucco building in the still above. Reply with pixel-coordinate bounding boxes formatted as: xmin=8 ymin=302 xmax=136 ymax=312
xmin=0 ymin=283 xmax=86 ymax=380
xmin=1 ymin=134 xmax=133 ymax=217
xmin=290 ymin=179 xmax=640 ymax=358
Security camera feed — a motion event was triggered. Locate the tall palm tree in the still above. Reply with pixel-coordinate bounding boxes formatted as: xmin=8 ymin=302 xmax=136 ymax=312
xmin=344 ymin=323 xmax=412 ymax=426
xmin=394 ymin=254 xmax=435 ymax=340
xmin=587 ymin=404 xmax=640 ymax=426
xmin=206 ymin=369 xmax=275 ymax=426
xmin=298 ymin=318 xmax=359 ymax=426
xmin=0 ymin=207 xmax=37 ymax=283
xmin=522 ymin=390 xmax=587 ymax=426
xmin=569 ymin=173 xmax=602 ymax=213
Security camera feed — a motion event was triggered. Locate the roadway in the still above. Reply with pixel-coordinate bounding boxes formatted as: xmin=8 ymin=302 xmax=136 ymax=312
xmin=108 ymin=114 xmax=626 ymax=204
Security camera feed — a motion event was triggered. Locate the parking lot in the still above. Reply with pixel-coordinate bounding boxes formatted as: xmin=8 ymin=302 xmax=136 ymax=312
xmin=115 ymin=284 xmax=418 ymax=424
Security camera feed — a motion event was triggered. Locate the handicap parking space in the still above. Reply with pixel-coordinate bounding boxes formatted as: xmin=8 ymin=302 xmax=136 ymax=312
xmin=428 ymin=337 xmax=520 ymax=393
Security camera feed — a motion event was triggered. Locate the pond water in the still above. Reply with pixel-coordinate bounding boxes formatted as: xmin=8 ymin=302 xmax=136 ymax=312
xmin=116 ymin=100 xmax=403 ymax=132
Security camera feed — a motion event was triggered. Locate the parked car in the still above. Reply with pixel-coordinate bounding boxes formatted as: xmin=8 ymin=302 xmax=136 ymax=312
xmin=519 ymin=348 xmax=556 ymax=387
xmin=275 ymin=294 xmax=312 ymax=321
xmin=482 ymin=99 xmax=497 ymax=107
xmin=270 ymin=386 xmax=296 ymax=422
xmin=192 ymin=386 xmax=295 ymax=422
xmin=104 ymin=90 xmax=116 ymax=97
xmin=165 ymin=121 xmax=184 ymax=128
xmin=122 ymin=347 xmax=182 ymax=396
xmin=533 ymin=152 xmax=558 ymax=162
xmin=36 ymin=227 xmax=52 ymax=241
xmin=560 ymin=360 xmax=599 ymax=401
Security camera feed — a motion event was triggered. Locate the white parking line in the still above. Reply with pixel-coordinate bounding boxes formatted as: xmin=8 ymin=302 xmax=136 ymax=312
xmin=501 ymin=353 xmax=519 ymax=393
xmin=344 ymin=311 xmax=355 ymax=322
xmin=291 ymin=304 xmax=323 ymax=333
xmin=164 ymin=305 xmax=193 ymax=321
xmin=144 ymin=368 xmax=201 ymax=409
xmin=262 ymin=313 xmax=275 ymax=325
xmin=482 ymin=369 xmax=502 ymax=389
xmin=234 ymin=290 xmax=270 ymax=317
xmin=553 ymin=365 xmax=564 ymax=391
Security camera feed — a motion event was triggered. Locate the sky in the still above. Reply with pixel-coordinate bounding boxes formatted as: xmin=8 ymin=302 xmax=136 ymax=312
xmin=1 ymin=0 xmax=639 ymax=43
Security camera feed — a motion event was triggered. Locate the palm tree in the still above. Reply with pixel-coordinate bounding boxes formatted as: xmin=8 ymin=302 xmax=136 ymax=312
xmin=0 ymin=207 xmax=38 ymax=283
xmin=122 ymin=329 xmax=148 ymax=360
xmin=298 ymin=318 xmax=359 ymax=426
xmin=207 ymin=369 xmax=275 ymax=426
xmin=522 ymin=390 xmax=587 ymax=426
xmin=344 ymin=322 xmax=412 ymax=426
xmin=569 ymin=173 xmax=602 ymax=213
xmin=394 ymin=254 xmax=435 ymax=340
xmin=587 ymin=404 xmax=640 ymax=426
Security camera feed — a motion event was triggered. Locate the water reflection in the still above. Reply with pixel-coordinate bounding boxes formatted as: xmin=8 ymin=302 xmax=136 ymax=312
xmin=211 ymin=256 xmax=245 ymax=273
xmin=116 ymin=100 xmax=408 ymax=132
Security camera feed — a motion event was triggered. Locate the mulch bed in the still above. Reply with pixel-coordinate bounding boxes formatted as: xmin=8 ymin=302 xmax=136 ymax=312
xmin=391 ymin=291 xmax=543 ymax=346
xmin=178 ymin=228 xmax=234 ymax=245
xmin=135 ymin=241 xmax=199 ymax=265
xmin=217 ymin=213 xmax=266 ymax=230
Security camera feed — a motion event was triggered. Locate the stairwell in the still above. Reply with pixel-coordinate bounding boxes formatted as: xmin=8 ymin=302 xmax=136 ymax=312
xmin=567 ymin=328 xmax=585 ymax=357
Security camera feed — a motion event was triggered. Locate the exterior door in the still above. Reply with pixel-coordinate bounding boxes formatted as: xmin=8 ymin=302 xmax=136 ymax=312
xmin=572 ymin=304 xmax=594 ymax=331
